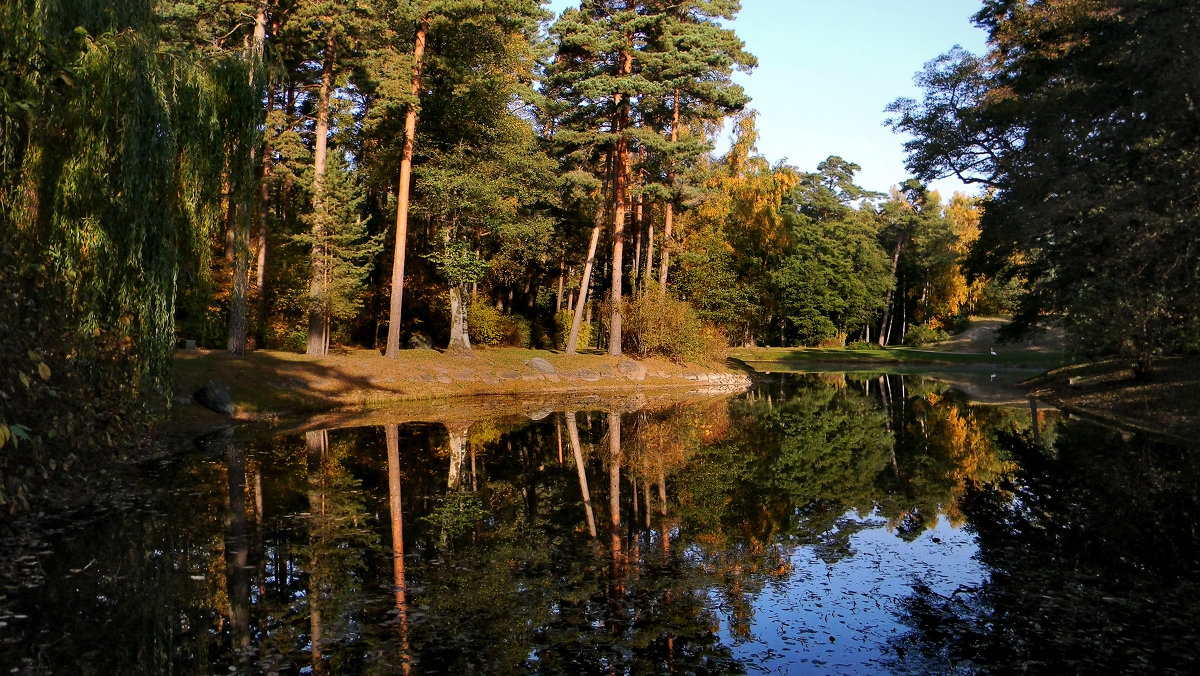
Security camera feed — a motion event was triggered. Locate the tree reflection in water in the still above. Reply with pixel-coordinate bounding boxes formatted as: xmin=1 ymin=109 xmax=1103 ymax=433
xmin=6 ymin=373 xmax=1199 ymax=673
xmin=891 ymin=422 xmax=1200 ymax=674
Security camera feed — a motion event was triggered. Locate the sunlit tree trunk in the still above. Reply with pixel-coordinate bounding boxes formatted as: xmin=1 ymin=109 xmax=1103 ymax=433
xmin=447 ymin=284 xmax=471 ymax=350
xmin=658 ymin=88 xmax=680 ymax=290
xmin=556 ymin=255 xmax=566 ymax=313
xmin=230 ymin=0 xmax=270 ymax=355
xmin=386 ymin=16 xmax=429 ymax=358
xmin=609 ymin=50 xmax=633 ymax=355
xmin=879 ymin=238 xmax=903 ymax=345
xmin=567 ymin=170 xmax=608 ymax=353
xmin=254 ymin=85 xmax=273 ymax=348
xmin=228 ymin=202 xmax=251 ymax=355
xmin=645 ymin=214 xmax=655 ymax=289
xmin=224 ymin=171 xmax=237 ymax=262
xmin=385 ymin=425 xmax=413 ymax=675
xmin=307 ymin=29 xmax=336 ymax=356
xmin=632 ymin=177 xmax=643 ymax=296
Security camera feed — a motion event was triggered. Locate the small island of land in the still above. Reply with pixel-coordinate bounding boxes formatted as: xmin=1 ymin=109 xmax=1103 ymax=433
xmin=171 ymin=346 xmax=751 ymax=432
xmin=170 ymin=317 xmax=1200 ymax=443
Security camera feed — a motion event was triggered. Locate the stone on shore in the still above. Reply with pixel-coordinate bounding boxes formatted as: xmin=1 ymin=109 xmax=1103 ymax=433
xmin=194 ymin=380 xmax=235 ymax=416
xmin=616 ymin=359 xmax=647 ymax=381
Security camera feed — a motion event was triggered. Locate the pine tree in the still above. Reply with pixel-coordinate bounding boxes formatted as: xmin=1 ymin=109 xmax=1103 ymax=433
xmin=294 ymin=150 xmax=379 ymax=353
xmin=546 ymin=0 xmax=753 ymax=355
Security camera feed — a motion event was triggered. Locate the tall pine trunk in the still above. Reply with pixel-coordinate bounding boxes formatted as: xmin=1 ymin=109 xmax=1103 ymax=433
xmin=385 ymin=16 xmax=429 ymax=358
xmin=306 ymin=29 xmax=335 ymax=356
xmin=254 ymin=86 xmax=273 ymax=348
xmin=658 ymin=88 xmax=680 ymax=290
xmin=609 ymin=49 xmax=633 ymax=356
xmin=230 ymin=2 xmax=270 ymax=355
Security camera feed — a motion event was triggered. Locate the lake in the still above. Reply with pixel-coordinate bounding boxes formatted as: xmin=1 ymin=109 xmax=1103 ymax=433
xmin=3 ymin=371 xmax=1199 ymax=674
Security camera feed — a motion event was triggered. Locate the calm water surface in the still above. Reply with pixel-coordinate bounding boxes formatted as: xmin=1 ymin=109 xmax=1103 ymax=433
xmin=4 ymin=372 xmax=1199 ymax=674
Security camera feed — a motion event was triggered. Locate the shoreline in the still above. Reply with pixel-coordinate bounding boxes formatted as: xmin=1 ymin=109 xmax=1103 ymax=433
xmin=168 ymin=347 xmax=754 ymax=435
xmin=170 ymin=344 xmax=1199 ymax=444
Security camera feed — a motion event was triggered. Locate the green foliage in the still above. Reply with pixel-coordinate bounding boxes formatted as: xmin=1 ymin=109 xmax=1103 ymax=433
xmin=295 ymin=151 xmax=380 ymax=323
xmin=467 ymin=302 xmax=506 ymax=346
xmin=773 ymin=162 xmax=892 ymax=346
xmin=421 ymin=491 xmax=488 ymax=543
xmin=889 ymin=0 xmax=1200 ymax=368
xmin=1 ymin=0 xmax=263 ymax=387
xmin=904 ymin=323 xmax=949 ymax=347
xmin=463 ymin=302 xmax=533 ymax=348
xmin=423 ymin=236 xmax=489 ymax=288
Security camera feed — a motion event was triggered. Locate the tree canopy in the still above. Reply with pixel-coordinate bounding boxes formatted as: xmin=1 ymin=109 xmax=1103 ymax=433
xmin=889 ymin=0 xmax=1200 ymax=368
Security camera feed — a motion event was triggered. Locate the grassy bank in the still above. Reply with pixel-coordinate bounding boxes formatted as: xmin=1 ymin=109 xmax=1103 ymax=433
xmin=730 ymin=345 xmax=1065 ymax=370
xmin=170 ymin=346 xmax=749 ymax=431
xmin=1024 ymin=357 xmax=1200 ymax=442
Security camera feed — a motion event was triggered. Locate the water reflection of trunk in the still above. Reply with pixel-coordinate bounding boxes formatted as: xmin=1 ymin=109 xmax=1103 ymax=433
xmin=555 ymin=415 xmax=564 ymax=465
xmin=1029 ymin=398 xmax=1042 ymax=444
xmin=224 ymin=437 xmax=251 ymax=652
xmin=879 ymin=375 xmax=900 ymax=478
xmin=305 ymin=430 xmax=327 ymax=674
xmin=608 ymin=411 xmax=625 ymax=594
xmin=385 ymin=425 xmax=413 ymax=675
xmin=658 ymin=473 xmax=669 ymax=558
xmin=518 ymin=435 xmax=539 ymax=522
xmin=446 ymin=422 xmax=469 ymax=490
xmin=643 ymin=480 xmax=651 ymax=529
xmin=566 ymin=412 xmax=598 ymax=538
xmin=630 ymin=475 xmax=641 ymax=566
xmin=254 ymin=469 xmax=266 ymax=600
xmin=658 ymin=470 xmax=675 ymax=663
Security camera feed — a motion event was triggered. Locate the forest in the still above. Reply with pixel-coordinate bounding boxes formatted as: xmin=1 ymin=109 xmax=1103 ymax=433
xmin=2 ymin=1 xmax=1199 ymax=505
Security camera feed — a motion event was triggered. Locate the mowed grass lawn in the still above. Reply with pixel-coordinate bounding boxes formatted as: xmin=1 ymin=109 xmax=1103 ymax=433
xmin=730 ymin=345 xmax=1065 ymax=370
xmin=729 ymin=318 xmax=1067 ymax=371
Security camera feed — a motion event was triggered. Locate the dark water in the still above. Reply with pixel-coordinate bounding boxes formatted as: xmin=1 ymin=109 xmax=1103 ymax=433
xmin=3 ymin=373 xmax=1200 ymax=674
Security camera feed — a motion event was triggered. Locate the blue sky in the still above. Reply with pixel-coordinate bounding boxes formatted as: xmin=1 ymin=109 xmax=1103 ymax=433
xmin=544 ymin=0 xmax=990 ymax=198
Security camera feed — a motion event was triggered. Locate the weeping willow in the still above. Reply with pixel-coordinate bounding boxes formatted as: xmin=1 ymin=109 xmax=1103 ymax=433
xmin=1 ymin=0 xmax=263 ymax=388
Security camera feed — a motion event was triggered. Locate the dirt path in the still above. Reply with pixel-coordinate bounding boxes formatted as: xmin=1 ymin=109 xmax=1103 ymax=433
xmin=928 ymin=316 xmax=1064 ymax=355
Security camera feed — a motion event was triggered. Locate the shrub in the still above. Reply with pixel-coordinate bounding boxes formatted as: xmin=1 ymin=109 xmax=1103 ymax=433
xmin=845 ymin=340 xmax=875 ymax=350
xmin=278 ymin=326 xmax=308 ymax=353
xmin=621 ymin=291 xmax=711 ymax=363
xmin=701 ymin=324 xmax=730 ymax=362
xmin=467 ymin=302 xmax=505 ymax=346
xmin=503 ymin=315 xmax=532 ymax=348
xmin=904 ymin=323 xmax=950 ymax=346
xmin=554 ymin=308 xmax=591 ymax=351
xmin=816 ymin=332 xmax=848 ymax=348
